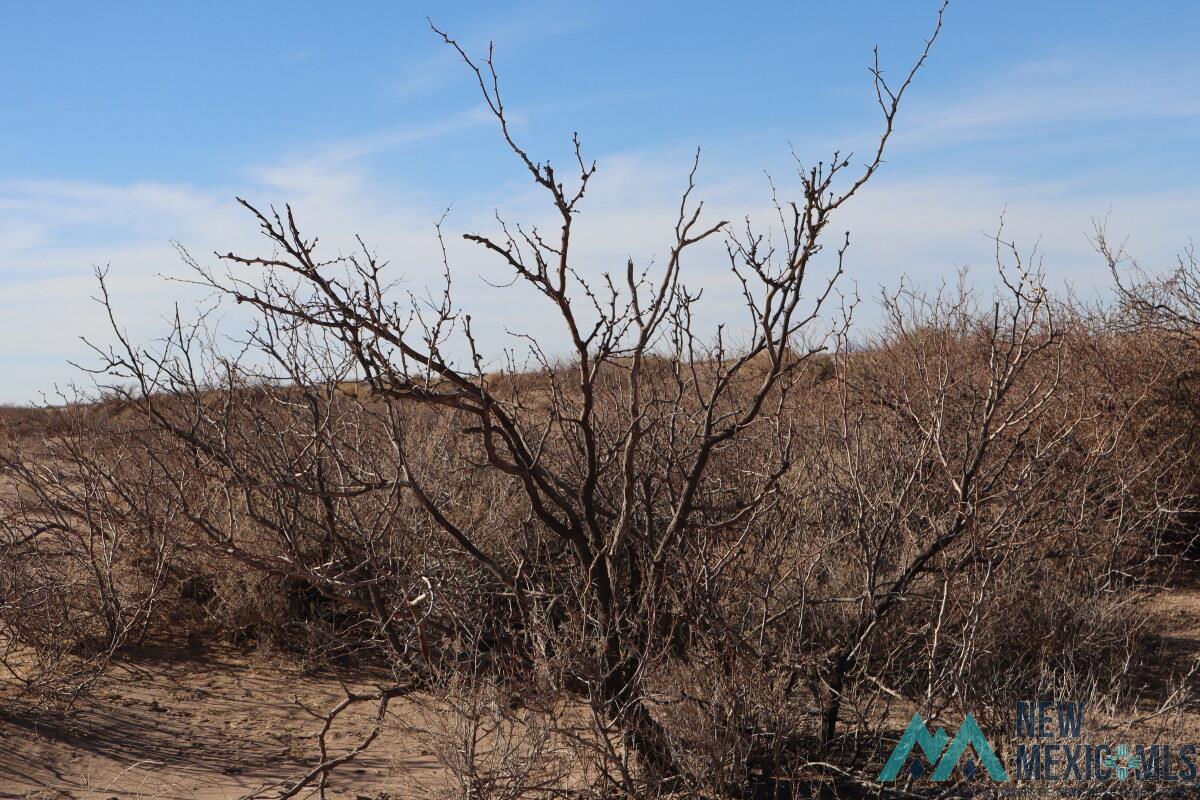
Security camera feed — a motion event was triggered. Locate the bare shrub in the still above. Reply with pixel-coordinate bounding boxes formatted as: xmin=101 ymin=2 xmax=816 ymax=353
xmin=0 ymin=400 xmax=174 ymax=700
xmin=1100 ymin=223 xmax=1200 ymax=543
xmin=2 ymin=7 xmax=1196 ymax=798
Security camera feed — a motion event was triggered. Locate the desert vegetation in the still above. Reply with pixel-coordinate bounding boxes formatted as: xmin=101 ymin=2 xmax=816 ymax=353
xmin=3 ymin=8 xmax=1200 ymax=799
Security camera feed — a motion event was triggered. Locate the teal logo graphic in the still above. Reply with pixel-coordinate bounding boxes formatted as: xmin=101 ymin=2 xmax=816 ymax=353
xmin=879 ymin=702 xmax=1200 ymax=784
xmin=879 ymin=713 xmax=1009 ymax=782
xmin=1102 ymin=745 xmax=1142 ymax=781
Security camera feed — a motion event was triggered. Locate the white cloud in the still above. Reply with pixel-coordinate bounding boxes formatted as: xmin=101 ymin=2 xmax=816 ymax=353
xmin=896 ymin=54 xmax=1200 ymax=150
xmin=246 ymin=106 xmax=493 ymax=198
xmin=3 ymin=112 xmax=1199 ymax=404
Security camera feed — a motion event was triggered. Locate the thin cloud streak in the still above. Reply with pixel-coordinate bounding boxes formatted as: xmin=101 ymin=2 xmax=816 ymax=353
xmin=3 ymin=138 xmax=1198 ymax=404
xmin=896 ymin=55 xmax=1200 ymax=150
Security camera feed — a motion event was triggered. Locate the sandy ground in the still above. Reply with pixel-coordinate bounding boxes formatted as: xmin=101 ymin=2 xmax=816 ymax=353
xmin=1 ymin=589 xmax=1198 ymax=799
xmin=0 ymin=650 xmax=448 ymax=800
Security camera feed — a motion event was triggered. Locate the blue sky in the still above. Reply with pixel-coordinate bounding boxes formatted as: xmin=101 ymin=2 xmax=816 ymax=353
xmin=3 ymin=1 xmax=1200 ymax=402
